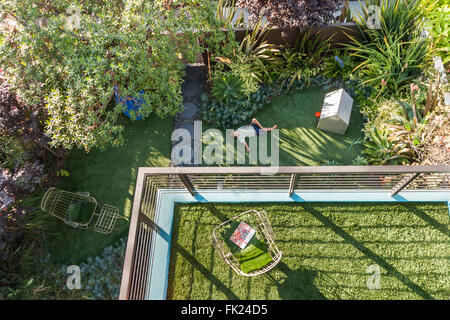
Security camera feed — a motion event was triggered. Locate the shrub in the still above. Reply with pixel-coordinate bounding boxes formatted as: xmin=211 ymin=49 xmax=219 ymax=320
xmin=362 ymin=128 xmax=412 ymax=165
xmin=237 ymin=0 xmax=344 ymax=31
xmin=322 ymin=50 xmax=357 ymax=80
xmin=0 ymin=82 xmax=54 ymax=161
xmin=424 ymin=0 xmax=450 ymax=66
xmin=214 ymin=19 xmax=280 ymax=85
xmin=348 ymin=33 xmax=429 ymax=97
xmin=0 ymin=82 xmax=51 ymax=276
xmin=347 ymin=0 xmax=430 ymax=98
xmin=0 ymin=162 xmax=44 ymax=264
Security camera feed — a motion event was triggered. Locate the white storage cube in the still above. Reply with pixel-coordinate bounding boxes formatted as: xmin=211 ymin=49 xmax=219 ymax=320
xmin=317 ymin=89 xmax=353 ymax=135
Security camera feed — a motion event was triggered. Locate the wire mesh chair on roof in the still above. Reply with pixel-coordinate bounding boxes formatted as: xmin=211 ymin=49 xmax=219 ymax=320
xmin=41 ymin=187 xmax=122 ymax=234
xmin=212 ymin=210 xmax=282 ymax=277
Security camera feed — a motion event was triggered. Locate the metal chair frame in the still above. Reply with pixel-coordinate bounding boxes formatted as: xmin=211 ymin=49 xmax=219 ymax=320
xmin=212 ymin=210 xmax=282 ymax=277
xmin=41 ymin=187 xmax=122 ymax=234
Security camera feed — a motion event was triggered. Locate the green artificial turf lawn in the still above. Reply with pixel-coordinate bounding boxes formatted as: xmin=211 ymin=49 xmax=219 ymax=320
xmin=201 ymin=87 xmax=365 ymax=166
xmin=167 ymin=202 xmax=449 ymax=300
xmin=46 ymin=114 xmax=173 ymax=264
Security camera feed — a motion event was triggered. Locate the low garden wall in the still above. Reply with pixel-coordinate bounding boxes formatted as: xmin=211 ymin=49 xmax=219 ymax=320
xmin=232 ymin=22 xmax=360 ymax=48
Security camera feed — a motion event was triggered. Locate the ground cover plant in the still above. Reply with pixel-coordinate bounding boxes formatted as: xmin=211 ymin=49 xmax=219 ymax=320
xmin=168 ymin=202 xmax=449 ymax=300
xmin=0 ymin=237 xmax=127 ymax=299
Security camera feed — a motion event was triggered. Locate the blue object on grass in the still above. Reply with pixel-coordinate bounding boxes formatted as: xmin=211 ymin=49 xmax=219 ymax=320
xmin=114 ymin=86 xmax=145 ymax=120
xmin=334 ymin=56 xmax=344 ymax=69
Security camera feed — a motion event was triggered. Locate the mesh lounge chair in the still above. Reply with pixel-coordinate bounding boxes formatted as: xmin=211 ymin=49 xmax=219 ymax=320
xmin=212 ymin=210 xmax=282 ymax=277
xmin=41 ymin=187 xmax=122 ymax=234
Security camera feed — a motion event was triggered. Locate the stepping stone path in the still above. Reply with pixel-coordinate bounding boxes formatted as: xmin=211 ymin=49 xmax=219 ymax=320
xmin=179 ymin=102 xmax=197 ymax=120
xmin=171 ymin=63 xmax=206 ymax=167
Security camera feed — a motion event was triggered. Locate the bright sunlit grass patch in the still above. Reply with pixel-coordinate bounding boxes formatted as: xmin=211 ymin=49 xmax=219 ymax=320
xmin=201 ymin=87 xmax=365 ymax=166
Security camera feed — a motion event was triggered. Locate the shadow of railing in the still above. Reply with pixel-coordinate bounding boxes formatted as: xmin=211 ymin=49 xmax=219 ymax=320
xmin=300 ymin=203 xmax=436 ymax=300
xmin=401 ymin=203 xmax=450 ymax=238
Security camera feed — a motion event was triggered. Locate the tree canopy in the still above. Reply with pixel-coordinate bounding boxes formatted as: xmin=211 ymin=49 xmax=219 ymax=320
xmin=0 ymin=0 xmax=220 ymax=151
xmin=237 ymin=0 xmax=343 ymax=30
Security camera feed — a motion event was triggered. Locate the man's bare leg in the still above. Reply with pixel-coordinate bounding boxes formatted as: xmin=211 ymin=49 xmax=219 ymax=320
xmin=252 ymin=118 xmax=277 ymax=131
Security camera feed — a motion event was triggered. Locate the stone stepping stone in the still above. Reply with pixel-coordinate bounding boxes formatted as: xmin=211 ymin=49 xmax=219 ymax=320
xmin=182 ymin=82 xmax=202 ymax=99
xmin=179 ymin=102 xmax=197 ymax=120
xmin=184 ymin=64 xmax=206 ymax=82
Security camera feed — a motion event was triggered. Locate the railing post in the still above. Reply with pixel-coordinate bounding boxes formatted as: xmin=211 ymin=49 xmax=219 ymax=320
xmin=139 ymin=212 xmax=160 ymax=232
xmin=178 ymin=174 xmax=196 ymax=197
xmin=390 ymin=173 xmax=421 ymax=196
xmin=119 ymin=169 xmax=146 ymax=300
xmin=289 ymin=173 xmax=298 ymax=197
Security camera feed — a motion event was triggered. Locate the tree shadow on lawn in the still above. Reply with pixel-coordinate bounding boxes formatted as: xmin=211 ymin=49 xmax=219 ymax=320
xmin=300 ymin=203 xmax=436 ymax=300
xmin=200 ymin=86 xmax=364 ymax=167
xmin=49 ymin=115 xmax=173 ymax=264
xmin=279 ymin=127 xmax=350 ymax=166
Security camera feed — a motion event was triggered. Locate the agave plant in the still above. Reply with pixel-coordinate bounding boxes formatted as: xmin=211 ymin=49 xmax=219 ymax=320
xmin=211 ymin=71 xmax=245 ymax=101
xmin=362 ymin=127 xmax=412 ymax=165
xmin=351 ymin=155 xmax=369 ymax=166
xmin=345 ymin=136 xmax=363 ymax=151
xmin=388 ymin=113 xmax=429 ymax=148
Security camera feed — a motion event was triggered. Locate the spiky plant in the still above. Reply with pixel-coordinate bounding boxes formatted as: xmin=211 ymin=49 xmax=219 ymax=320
xmin=215 ymin=19 xmax=280 ymax=84
xmin=362 ymin=128 xmax=412 ymax=165
xmin=346 ymin=0 xmax=432 ymax=97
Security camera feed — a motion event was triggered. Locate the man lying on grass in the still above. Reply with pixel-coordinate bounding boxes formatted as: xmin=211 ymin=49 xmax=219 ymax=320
xmin=230 ymin=118 xmax=277 ymax=152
